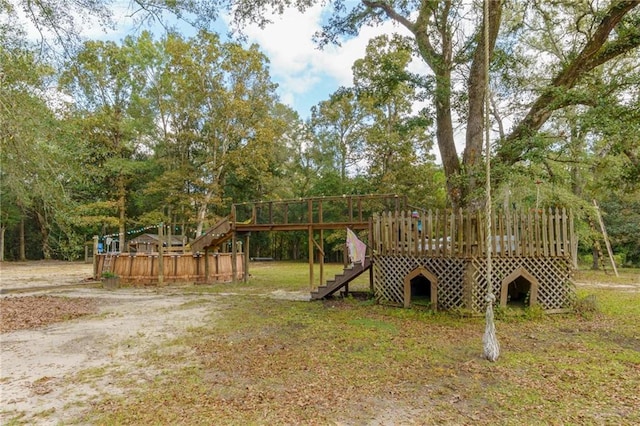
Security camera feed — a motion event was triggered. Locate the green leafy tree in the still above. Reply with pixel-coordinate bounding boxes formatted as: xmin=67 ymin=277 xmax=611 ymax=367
xmin=0 ymin=29 xmax=81 ymax=259
xmin=146 ymin=31 xmax=285 ymax=236
xmin=310 ymin=87 xmax=366 ymax=190
xmin=215 ymin=0 xmax=640 ymax=209
xmin=352 ymin=34 xmax=440 ymax=205
xmin=60 ymin=34 xmax=157 ymax=249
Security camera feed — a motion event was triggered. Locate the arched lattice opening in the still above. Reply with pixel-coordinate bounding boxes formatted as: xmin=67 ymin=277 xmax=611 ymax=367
xmin=500 ymin=267 xmax=539 ymax=308
xmin=404 ymin=267 xmax=438 ymax=310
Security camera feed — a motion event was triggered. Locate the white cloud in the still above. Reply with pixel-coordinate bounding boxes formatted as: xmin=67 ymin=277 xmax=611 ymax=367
xmin=240 ymin=5 xmax=422 ymax=114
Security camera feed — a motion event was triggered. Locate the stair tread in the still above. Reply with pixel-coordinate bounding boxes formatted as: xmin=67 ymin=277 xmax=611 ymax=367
xmin=311 ymin=259 xmax=372 ymax=299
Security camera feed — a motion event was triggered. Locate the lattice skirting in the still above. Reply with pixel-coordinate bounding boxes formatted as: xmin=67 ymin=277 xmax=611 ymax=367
xmin=469 ymin=257 xmax=575 ymax=313
xmin=373 ymin=255 xmax=575 ymax=313
xmin=373 ymin=256 xmax=467 ymax=310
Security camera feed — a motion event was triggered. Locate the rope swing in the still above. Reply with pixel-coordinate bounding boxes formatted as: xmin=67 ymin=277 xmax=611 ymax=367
xmin=482 ymin=0 xmax=500 ymax=362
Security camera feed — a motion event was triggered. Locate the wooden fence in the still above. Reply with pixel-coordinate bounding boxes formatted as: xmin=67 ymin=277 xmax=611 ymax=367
xmin=372 ymin=208 xmax=575 ymax=259
xmin=95 ymin=252 xmax=245 ymax=284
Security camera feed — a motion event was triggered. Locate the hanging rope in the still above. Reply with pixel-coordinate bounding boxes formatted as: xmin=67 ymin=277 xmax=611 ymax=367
xmin=482 ymin=0 xmax=500 ymax=362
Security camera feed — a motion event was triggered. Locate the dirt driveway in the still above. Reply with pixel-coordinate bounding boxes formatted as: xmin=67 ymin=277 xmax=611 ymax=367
xmin=1 ymin=261 xmax=225 ymax=425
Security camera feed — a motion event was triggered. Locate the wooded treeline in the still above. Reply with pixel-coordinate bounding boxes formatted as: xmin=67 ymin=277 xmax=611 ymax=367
xmin=1 ymin=0 xmax=639 ymax=266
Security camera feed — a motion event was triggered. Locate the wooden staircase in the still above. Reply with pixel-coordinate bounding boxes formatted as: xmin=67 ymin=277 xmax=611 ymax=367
xmin=311 ymin=258 xmax=372 ymax=300
xmin=189 ymin=217 xmax=233 ymax=253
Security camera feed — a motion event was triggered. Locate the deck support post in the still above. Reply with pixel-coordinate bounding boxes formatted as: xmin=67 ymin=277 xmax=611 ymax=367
xmin=158 ymin=222 xmax=165 ymax=287
xmin=232 ymin=231 xmax=238 ymax=283
xmin=244 ymin=233 xmax=250 ymax=283
xmin=92 ymin=236 xmax=99 ymax=280
xmin=319 ymin=229 xmax=324 ymax=287
xmin=308 ymin=226 xmax=314 ymax=290
xmin=204 ymin=247 xmax=210 ymax=284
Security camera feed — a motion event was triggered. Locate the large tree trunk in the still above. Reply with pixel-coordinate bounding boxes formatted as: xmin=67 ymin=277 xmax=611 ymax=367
xmin=412 ymin=2 xmax=462 ymax=208
xmin=34 ymin=209 xmax=51 ymax=259
xmin=592 ymin=246 xmax=600 ymax=270
xmin=463 ymin=1 xmax=502 ymax=205
xmin=499 ymin=1 xmax=639 ymax=166
xmin=19 ymin=215 xmax=26 ymax=261
xmin=0 ymin=225 xmax=5 ymax=262
xmin=413 ymin=0 xmax=502 ymax=209
xmin=195 ymin=190 xmax=213 ymax=237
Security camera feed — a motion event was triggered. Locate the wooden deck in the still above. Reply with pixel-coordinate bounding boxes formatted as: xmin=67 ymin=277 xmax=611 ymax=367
xmin=229 ymin=194 xmax=407 ymax=290
xmin=372 ymin=208 xmax=575 ymax=260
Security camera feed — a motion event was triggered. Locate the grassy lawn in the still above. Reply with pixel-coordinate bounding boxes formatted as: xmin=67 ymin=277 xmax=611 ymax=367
xmin=83 ymin=262 xmax=639 ymax=425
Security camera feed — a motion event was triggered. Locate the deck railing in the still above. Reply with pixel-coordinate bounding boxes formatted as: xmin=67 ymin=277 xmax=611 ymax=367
xmin=372 ymin=208 xmax=574 ymax=259
xmin=232 ymin=194 xmax=407 ymax=229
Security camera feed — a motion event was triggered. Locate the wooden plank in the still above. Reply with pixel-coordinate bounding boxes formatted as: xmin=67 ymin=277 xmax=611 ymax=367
xmin=498 ymin=211 xmax=504 ymax=258
xmin=434 ymin=210 xmax=441 ymax=257
xmin=449 ymin=210 xmax=455 ymax=257
xmin=534 ymin=209 xmax=541 ymax=256
xmin=404 ymin=211 xmax=409 ymax=256
xmin=308 ymin=226 xmax=314 ymax=289
xmin=522 ymin=211 xmax=528 ymax=257
xmin=547 ymin=207 xmax=556 ymax=257
xmin=514 ymin=210 xmax=521 ymax=257
xmin=554 ymin=208 xmax=562 ymax=258
xmin=570 ymin=208 xmax=578 ymax=268
xmin=542 ymin=209 xmax=549 ymax=257
xmin=442 ymin=210 xmax=449 ymax=256
xmin=427 ymin=210 xmax=433 ymax=256
xmin=380 ymin=213 xmax=389 ymax=256
xmin=231 ymin=230 xmax=237 ymax=283
xmin=478 ymin=211 xmax=485 ymax=257
xmin=465 ymin=210 xmax=472 ymax=257
xmin=401 ymin=210 xmax=406 ymax=255
xmin=526 ymin=211 xmax=532 ymax=257
xmin=372 ymin=214 xmax=379 ymax=255
xmin=390 ymin=211 xmax=395 ymax=256
xmin=561 ymin=207 xmax=568 ymax=259
xmin=420 ymin=211 xmax=427 ymax=256
xmin=457 ymin=209 xmax=463 ymax=257
xmin=491 ymin=211 xmax=498 ymax=258
xmin=385 ymin=211 xmax=391 ymax=255
xmin=413 ymin=212 xmax=419 ymax=255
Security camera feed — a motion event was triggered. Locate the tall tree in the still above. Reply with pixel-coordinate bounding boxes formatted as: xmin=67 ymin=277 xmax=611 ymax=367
xmin=147 ymin=31 xmax=284 ymax=236
xmin=219 ymin=0 xmax=640 ymax=208
xmin=0 ymin=28 xmax=79 ymax=259
xmin=60 ymin=34 xmax=156 ymax=250
xmin=310 ymin=87 xmax=366 ymax=190
xmin=352 ymin=35 xmax=437 ymax=201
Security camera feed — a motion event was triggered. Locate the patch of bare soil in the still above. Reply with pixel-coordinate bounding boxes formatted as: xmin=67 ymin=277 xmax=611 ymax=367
xmin=574 ymin=281 xmax=640 ymax=291
xmin=0 ymin=260 xmax=95 ymax=291
xmin=0 ymin=261 xmax=223 ymax=425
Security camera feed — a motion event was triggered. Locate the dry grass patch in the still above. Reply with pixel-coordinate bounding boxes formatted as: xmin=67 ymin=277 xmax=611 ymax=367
xmin=0 ymin=296 xmax=98 ymax=332
xmin=83 ymin=282 xmax=640 ymax=425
